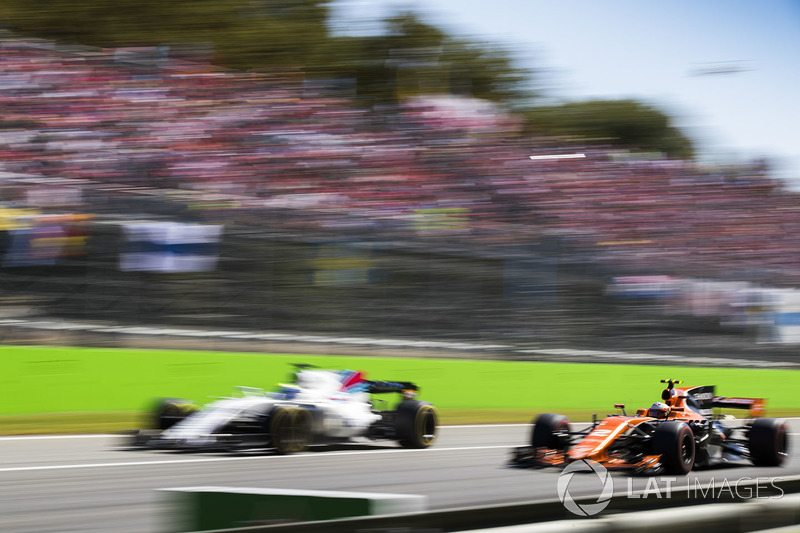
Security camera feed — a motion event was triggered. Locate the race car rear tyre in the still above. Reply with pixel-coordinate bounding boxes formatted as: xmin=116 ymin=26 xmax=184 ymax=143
xmin=153 ymin=398 xmax=198 ymax=430
xmin=749 ymin=418 xmax=789 ymax=466
xmin=396 ymin=400 xmax=438 ymax=448
xmin=531 ymin=413 xmax=571 ymax=450
xmin=270 ymin=406 xmax=312 ymax=454
xmin=653 ymin=421 xmax=695 ymax=474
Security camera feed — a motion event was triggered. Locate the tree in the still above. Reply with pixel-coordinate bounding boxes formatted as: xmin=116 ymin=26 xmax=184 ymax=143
xmin=318 ymin=12 xmax=535 ymax=107
xmin=0 ymin=0 xmax=331 ymax=69
xmin=523 ymin=99 xmax=694 ymax=158
xmin=0 ymin=3 xmax=533 ymax=104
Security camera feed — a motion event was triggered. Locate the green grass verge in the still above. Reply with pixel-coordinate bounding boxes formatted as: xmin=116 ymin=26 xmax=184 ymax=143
xmin=0 ymin=412 xmax=142 ymax=435
xmin=3 ymin=345 xmax=799 ymax=435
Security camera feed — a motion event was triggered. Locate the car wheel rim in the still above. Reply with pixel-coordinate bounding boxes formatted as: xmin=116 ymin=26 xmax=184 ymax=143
xmin=680 ymin=433 xmax=693 ymax=465
xmin=418 ymin=407 xmax=437 ymax=446
xmin=777 ymin=425 xmax=788 ymax=459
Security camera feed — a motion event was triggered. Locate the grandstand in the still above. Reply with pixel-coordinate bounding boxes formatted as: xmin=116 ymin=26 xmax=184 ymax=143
xmin=0 ymin=33 xmax=798 ymax=356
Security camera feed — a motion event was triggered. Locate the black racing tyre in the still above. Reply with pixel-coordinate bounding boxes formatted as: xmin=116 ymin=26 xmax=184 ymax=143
xmin=653 ymin=421 xmax=695 ymax=474
xmin=396 ymin=400 xmax=438 ymax=449
xmin=153 ymin=398 xmax=198 ymax=430
xmin=270 ymin=406 xmax=312 ymax=454
xmin=530 ymin=413 xmax=571 ymax=450
xmin=749 ymin=418 xmax=789 ymax=467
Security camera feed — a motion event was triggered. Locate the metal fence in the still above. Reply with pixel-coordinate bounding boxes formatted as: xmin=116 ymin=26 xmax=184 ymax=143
xmin=0 ymin=189 xmax=781 ymax=357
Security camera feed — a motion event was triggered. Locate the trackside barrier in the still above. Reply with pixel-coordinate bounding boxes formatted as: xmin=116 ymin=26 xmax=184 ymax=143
xmin=751 ymin=526 xmax=800 ymax=533
xmin=160 ymin=486 xmax=427 ymax=532
xmin=176 ymin=475 xmax=800 ymax=533
xmin=454 ymin=495 xmax=800 ymax=533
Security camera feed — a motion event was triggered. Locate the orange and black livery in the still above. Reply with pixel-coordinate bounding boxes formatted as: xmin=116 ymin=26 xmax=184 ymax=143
xmin=511 ymin=379 xmax=787 ymax=475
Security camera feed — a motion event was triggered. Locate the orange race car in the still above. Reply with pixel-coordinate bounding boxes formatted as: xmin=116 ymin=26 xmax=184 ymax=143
xmin=511 ymin=380 xmax=789 ymax=475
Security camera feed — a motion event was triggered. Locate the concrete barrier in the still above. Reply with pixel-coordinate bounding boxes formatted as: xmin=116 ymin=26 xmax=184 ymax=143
xmin=177 ymin=477 xmax=800 ymax=533
xmin=159 ymin=486 xmax=427 ymax=532
xmin=455 ymin=494 xmax=800 ymax=533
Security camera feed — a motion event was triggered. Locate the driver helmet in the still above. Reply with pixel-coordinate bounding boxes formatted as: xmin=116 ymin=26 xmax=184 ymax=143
xmin=278 ymin=384 xmax=301 ymax=400
xmin=648 ymin=401 xmax=670 ymax=419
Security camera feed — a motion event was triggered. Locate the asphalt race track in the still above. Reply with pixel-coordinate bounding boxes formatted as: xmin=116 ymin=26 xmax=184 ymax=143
xmin=1 ymin=422 xmax=798 ymax=532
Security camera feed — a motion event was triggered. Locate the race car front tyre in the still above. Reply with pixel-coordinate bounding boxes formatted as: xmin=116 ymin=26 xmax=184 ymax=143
xmin=653 ymin=421 xmax=695 ymax=474
xmin=530 ymin=413 xmax=571 ymax=450
xmin=749 ymin=418 xmax=789 ymax=466
xmin=396 ymin=400 xmax=438 ymax=448
xmin=153 ymin=398 xmax=199 ymax=430
xmin=270 ymin=406 xmax=312 ymax=454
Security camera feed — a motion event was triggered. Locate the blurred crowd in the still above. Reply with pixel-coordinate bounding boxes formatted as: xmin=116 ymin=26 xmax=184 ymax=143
xmin=0 ymin=35 xmax=798 ymax=284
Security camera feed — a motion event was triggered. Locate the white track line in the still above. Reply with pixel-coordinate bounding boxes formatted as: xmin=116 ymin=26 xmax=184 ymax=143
xmin=0 ymin=445 xmax=513 ymax=473
xmin=440 ymin=424 xmax=528 ymax=429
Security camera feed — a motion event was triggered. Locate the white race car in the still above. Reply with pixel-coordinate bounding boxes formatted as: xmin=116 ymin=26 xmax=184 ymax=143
xmin=128 ymin=365 xmax=438 ymax=453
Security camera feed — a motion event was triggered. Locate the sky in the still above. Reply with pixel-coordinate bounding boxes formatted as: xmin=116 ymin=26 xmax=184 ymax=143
xmin=330 ymin=0 xmax=800 ymax=189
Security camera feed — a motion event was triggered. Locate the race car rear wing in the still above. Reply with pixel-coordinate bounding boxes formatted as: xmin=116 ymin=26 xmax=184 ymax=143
xmin=681 ymin=384 xmax=765 ymax=418
xmin=366 ymin=380 xmax=419 ymax=398
xmin=712 ymin=396 xmax=765 ymax=417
